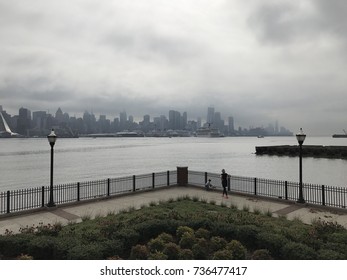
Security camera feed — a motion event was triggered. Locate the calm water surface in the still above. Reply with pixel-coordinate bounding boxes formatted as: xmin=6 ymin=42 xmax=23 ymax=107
xmin=0 ymin=136 xmax=347 ymax=191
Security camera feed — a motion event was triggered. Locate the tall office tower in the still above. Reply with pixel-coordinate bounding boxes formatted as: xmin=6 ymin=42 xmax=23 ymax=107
xmin=207 ymin=107 xmax=215 ymax=125
xmin=119 ymin=111 xmax=127 ymax=130
xmin=182 ymin=112 xmax=187 ymax=130
xmin=55 ymin=108 xmax=64 ymax=123
xmin=17 ymin=107 xmax=31 ymax=135
xmin=0 ymin=105 xmax=3 ymax=112
xmin=228 ymin=116 xmax=235 ymax=134
xmin=33 ymin=111 xmax=47 ymax=130
xmin=169 ymin=110 xmax=181 ymax=130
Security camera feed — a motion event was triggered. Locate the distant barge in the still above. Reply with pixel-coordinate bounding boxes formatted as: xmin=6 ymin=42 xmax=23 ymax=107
xmin=255 ymin=145 xmax=347 ymax=159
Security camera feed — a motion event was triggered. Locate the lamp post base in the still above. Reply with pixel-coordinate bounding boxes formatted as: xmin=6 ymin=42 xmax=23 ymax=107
xmin=296 ymin=198 xmax=306 ymax=204
xmin=46 ymin=202 xmax=56 ymax=208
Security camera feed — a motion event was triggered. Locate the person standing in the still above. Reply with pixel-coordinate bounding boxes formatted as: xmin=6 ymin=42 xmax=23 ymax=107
xmin=221 ymin=169 xmax=228 ymax=198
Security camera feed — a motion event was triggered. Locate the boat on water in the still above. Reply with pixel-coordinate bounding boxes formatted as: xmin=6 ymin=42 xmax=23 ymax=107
xmin=332 ymin=129 xmax=347 ymax=138
xmin=195 ymin=127 xmax=224 ymax=137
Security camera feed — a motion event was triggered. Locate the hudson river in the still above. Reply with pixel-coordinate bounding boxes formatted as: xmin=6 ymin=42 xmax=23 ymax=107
xmin=1 ymin=136 xmax=347 ymax=192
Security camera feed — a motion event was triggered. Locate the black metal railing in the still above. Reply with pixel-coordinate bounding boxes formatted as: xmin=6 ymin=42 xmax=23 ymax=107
xmin=0 ymin=170 xmax=177 ymax=215
xmin=190 ymin=171 xmax=347 ymax=209
xmin=1 ymin=169 xmax=346 ymax=215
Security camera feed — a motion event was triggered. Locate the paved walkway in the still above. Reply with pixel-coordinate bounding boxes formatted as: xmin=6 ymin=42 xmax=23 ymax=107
xmin=1 ymin=186 xmax=347 ymax=235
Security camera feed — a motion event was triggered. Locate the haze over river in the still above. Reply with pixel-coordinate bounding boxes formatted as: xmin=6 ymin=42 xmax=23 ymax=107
xmin=0 ymin=136 xmax=346 ymax=192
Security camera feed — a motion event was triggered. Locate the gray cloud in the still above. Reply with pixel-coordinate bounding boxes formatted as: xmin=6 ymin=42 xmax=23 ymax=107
xmin=0 ymin=0 xmax=347 ymax=135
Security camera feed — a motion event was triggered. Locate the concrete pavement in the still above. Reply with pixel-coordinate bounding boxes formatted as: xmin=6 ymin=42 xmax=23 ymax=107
xmin=1 ymin=186 xmax=347 ymax=235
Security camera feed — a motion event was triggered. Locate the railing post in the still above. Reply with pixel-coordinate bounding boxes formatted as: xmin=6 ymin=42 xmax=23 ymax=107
xmin=133 ymin=175 xmax=136 ymax=192
xmin=254 ymin=178 xmax=257 ymax=196
xmin=77 ymin=182 xmax=80 ymax=202
xmin=322 ymin=185 xmax=325 ymax=206
xmin=152 ymin=173 xmax=155 ymax=189
xmin=285 ymin=181 xmax=288 ymax=200
xmin=205 ymin=172 xmax=208 ymax=184
xmin=107 ymin=178 xmax=110 ymax=196
xmin=6 ymin=190 xmax=10 ymax=214
xmin=167 ymin=170 xmax=170 ymax=186
xmin=41 ymin=186 xmax=45 ymax=207
xmin=228 ymin=176 xmax=231 ymax=191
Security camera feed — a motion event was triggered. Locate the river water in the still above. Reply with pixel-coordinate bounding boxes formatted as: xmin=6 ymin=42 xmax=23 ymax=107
xmin=0 ymin=136 xmax=346 ymax=191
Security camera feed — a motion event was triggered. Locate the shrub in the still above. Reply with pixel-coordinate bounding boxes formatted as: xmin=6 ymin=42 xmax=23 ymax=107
xmin=148 ymin=251 xmax=168 ymax=260
xmin=130 ymin=244 xmax=149 ymax=260
xmin=0 ymin=235 xmax=32 ymax=258
xmin=226 ymin=240 xmax=247 ymax=260
xmin=66 ymin=243 xmax=106 ymax=260
xmin=195 ymin=228 xmax=210 ymax=239
xmin=210 ymin=223 xmax=237 ymax=240
xmin=176 ymin=226 xmax=194 ymax=240
xmin=281 ymin=242 xmax=317 ymax=260
xmin=112 ymin=228 xmax=140 ymax=252
xmin=157 ymin=233 xmax=174 ymax=243
xmin=235 ymin=225 xmax=260 ymax=249
xmin=28 ymin=236 xmax=57 ymax=259
xmin=16 ymin=254 xmax=33 ymax=260
xmin=178 ymin=249 xmax=194 ymax=260
xmin=210 ymin=236 xmax=227 ymax=252
xmin=192 ymin=238 xmax=210 ymax=260
xmin=148 ymin=237 xmax=166 ymax=253
xmin=135 ymin=220 xmax=178 ymax=242
xmin=251 ymin=249 xmax=273 ymax=260
xmin=179 ymin=232 xmax=196 ymax=249
xmin=256 ymin=232 xmax=288 ymax=259
xmin=163 ymin=242 xmax=180 ymax=260
xmin=212 ymin=249 xmax=233 ymax=260
xmin=317 ymin=249 xmax=345 ymax=260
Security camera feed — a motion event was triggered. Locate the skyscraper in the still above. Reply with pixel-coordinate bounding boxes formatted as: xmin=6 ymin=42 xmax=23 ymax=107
xmin=207 ymin=107 xmax=215 ymax=125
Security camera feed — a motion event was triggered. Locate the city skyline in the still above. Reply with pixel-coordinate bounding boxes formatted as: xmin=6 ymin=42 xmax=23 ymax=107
xmin=0 ymin=104 xmax=292 ymax=137
xmin=1 ymin=1 xmax=346 ymax=136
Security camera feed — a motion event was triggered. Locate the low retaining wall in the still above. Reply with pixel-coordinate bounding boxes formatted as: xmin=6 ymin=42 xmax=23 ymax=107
xmin=255 ymin=145 xmax=347 ymax=159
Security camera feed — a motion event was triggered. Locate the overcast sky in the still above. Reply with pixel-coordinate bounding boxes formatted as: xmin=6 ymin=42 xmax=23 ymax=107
xmin=1 ymin=0 xmax=346 ymax=135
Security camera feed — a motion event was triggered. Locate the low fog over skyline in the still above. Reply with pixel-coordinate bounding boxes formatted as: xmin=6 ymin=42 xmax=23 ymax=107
xmin=1 ymin=0 xmax=346 ymax=135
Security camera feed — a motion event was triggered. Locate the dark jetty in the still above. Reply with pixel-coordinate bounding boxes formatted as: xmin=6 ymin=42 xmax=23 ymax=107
xmin=255 ymin=145 xmax=347 ymax=159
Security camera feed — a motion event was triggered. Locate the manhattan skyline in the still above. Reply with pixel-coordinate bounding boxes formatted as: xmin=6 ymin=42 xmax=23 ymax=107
xmin=1 ymin=1 xmax=346 ymax=136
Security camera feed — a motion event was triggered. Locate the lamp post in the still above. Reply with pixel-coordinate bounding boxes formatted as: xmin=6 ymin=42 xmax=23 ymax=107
xmin=47 ymin=129 xmax=57 ymax=207
xmin=296 ymin=128 xmax=306 ymax=204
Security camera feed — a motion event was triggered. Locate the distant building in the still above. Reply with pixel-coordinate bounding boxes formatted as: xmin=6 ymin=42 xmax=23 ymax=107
xmin=17 ymin=107 xmax=31 ymax=136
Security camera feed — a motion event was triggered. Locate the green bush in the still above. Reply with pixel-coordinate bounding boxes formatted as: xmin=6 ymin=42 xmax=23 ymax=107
xmin=163 ymin=242 xmax=180 ymax=260
xmin=66 ymin=243 xmax=106 ymax=260
xmin=256 ymin=232 xmax=288 ymax=259
xmin=226 ymin=240 xmax=247 ymax=260
xmin=28 ymin=236 xmax=57 ymax=259
xmin=130 ymin=244 xmax=149 ymax=260
xmin=251 ymin=249 xmax=273 ymax=260
xmin=178 ymin=249 xmax=194 ymax=260
xmin=192 ymin=238 xmax=210 ymax=260
xmin=317 ymin=249 xmax=345 ymax=260
xmin=148 ymin=251 xmax=168 ymax=260
xmin=195 ymin=228 xmax=211 ymax=239
xmin=0 ymin=234 xmax=32 ymax=258
xmin=212 ymin=249 xmax=233 ymax=260
xmin=281 ymin=242 xmax=317 ymax=260
xmin=176 ymin=226 xmax=194 ymax=240
xmin=210 ymin=236 xmax=227 ymax=252
xmin=235 ymin=225 xmax=260 ymax=249
xmin=148 ymin=237 xmax=166 ymax=253
xmin=179 ymin=232 xmax=196 ymax=249
xmin=135 ymin=219 xmax=178 ymax=242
